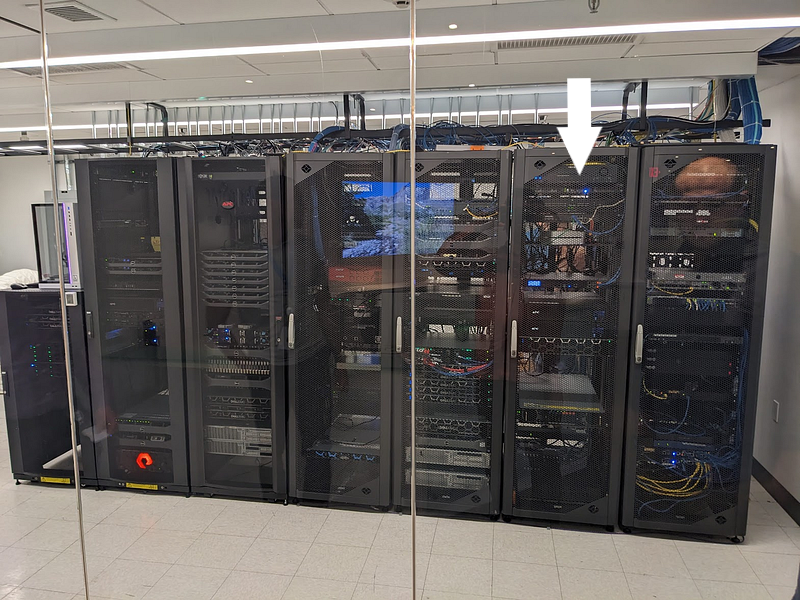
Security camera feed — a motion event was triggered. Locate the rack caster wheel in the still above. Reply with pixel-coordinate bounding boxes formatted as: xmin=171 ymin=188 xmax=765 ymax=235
xmin=502 ymin=515 xmax=512 ymax=523
xmin=621 ymin=527 xmax=632 ymax=534
xmin=605 ymin=525 xmax=615 ymax=533
xmin=15 ymin=480 xmax=21 ymax=485
xmin=490 ymin=514 xmax=500 ymax=522
xmin=730 ymin=536 xmax=744 ymax=544
xmin=283 ymin=499 xmax=289 ymax=506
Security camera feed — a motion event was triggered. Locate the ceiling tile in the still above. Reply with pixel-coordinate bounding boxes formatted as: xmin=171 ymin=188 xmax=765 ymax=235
xmin=255 ymin=57 xmax=376 ymax=75
xmin=48 ymin=68 xmax=161 ymax=84
xmin=374 ymin=51 xmax=494 ymax=69
xmin=628 ymin=39 xmax=766 ymax=58
xmin=130 ymin=56 xmax=264 ymax=79
xmin=497 ymin=44 xmax=630 ymax=64
xmin=140 ymin=0 xmax=328 ymax=23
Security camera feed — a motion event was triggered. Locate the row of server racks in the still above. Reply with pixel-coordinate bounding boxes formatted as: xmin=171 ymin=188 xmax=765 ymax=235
xmin=0 ymin=144 xmax=775 ymax=540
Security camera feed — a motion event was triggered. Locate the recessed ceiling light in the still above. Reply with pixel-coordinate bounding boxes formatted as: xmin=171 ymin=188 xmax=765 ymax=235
xmin=449 ymin=23 xmax=458 ymax=30
xmin=369 ymin=107 xmax=376 ymax=111
xmin=197 ymin=96 xmax=207 ymax=101
xmin=0 ymin=17 xmax=798 ymax=69
xmin=245 ymin=79 xmax=254 ymax=84
xmin=468 ymin=83 xmax=476 ymax=87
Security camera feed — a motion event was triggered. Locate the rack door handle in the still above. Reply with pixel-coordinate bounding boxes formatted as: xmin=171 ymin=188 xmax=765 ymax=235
xmin=510 ymin=320 xmax=518 ymax=358
xmin=287 ymin=313 xmax=295 ymax=350
xmin=85 ymin=311 xmax=94 ymax=339
xmin=0 ymin=371 xmax=7 ymax=395
xmin=396 ymin=317 xmax=402 ymax=353
xmin=635 ymin=324 xmax=644 ymax=364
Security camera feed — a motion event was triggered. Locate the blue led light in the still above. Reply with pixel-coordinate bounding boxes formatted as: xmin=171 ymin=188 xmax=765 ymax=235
xmin=152 ymin=339 xmax=158 ymax=344
xmin=527 ymin=280 xmax=542 ymax=287
xmin=30 ymin=363 xmax=35 ymax=367
xmin=583 ymin=187 xmax=590 ymax=195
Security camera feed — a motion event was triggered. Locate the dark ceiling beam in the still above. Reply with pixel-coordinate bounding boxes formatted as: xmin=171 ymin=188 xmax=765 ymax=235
xmin=0 ymin=15 xmax=39 ymax=34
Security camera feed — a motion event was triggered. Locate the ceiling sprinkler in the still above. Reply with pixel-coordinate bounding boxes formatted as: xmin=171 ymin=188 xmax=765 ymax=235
xmin=588 ymin=0 xmax=600 ymax=14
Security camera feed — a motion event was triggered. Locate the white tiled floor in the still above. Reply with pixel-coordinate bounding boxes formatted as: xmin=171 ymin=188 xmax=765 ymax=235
xmin=0 ymin=412 xmax=798 ymax=599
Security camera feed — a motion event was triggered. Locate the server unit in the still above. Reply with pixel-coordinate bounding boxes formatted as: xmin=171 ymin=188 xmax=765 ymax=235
xmin=0 ymin=289 xmax=96 ymax=486
xmin=621 ymin=145 xmax=776 ymax=538
xmin=286 ymin=153 xmax=395 ymax=506
xmin=77 ymin=158 xmax=189 ymax=492
xmin=503 ymin=149 xmax=638 ymax=526
xmin=393 ymin=151 xmax=511 ymax=516
xmin=179 ymin=157 xmax=287 ymax=500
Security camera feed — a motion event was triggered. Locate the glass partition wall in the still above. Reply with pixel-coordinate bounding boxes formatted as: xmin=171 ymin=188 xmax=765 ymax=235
xmin=7 ymin=0 xmax=792 ymax=598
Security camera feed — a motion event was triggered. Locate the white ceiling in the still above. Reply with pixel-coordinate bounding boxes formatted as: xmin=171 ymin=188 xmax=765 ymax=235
xmin=0 ymin=0 xmax=796 ymax=124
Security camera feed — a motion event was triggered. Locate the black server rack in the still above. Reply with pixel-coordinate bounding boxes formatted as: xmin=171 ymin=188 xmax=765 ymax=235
xmin=503 ymin=149 xmax=638 ymax=526
xmin=77 ymin=158 xmax=189 ymax=492
xmin=0 ymin=289 xmax=96 ymax=486
xmin=178 ymin=157 xmax=287 ymax=500
xmin=393 ymin=151 xmax=511 ymax=516
xmin=286 ymin=153 xmax=395 ymax=507
xmin=621 ymin=145 xmax=776 ymax=538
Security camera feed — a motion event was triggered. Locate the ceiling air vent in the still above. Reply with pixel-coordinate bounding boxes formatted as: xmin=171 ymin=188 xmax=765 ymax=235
xmin=11 ymin=63 xmax=128 ymax=77
xmin=497 ymin=34 xmax=637 ymax=50
xmin=26 ymin=2 xmax=115 ymax=23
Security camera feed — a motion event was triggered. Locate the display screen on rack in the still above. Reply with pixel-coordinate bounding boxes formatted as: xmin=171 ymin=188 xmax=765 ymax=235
xmin=341 ymin=181 xmax=458 ymax=257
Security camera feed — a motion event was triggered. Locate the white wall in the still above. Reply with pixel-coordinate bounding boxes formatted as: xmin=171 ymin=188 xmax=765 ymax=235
xmin=754 ymin=70 xmax=800 ymax=501
xmin=0 ymin=155 xmax=54 ymax=275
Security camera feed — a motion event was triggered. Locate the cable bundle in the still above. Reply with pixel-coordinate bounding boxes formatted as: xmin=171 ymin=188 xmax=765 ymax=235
xmin=419 ymin=348 xmax=493 ymax=377
xmin=637 ymin=461 xmax=712 ymax=498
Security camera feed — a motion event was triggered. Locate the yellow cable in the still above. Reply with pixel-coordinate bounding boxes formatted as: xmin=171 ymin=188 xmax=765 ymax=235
xmin=652 ymin=283 xmax=694 ymax=296
xmin=642 ymin=380 xmax=668 ymax=400
xmin=465 ymin=206 xmax=498 ymax=219
xmin=749 ymin=219 xmax=759 ymax=232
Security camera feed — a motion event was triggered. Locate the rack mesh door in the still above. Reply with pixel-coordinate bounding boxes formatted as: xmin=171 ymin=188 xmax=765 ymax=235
xmin=627 ymin=147 xmax=773 ymax=533
xmin=398 ymin=152 xmax=508 ymax=515
xmin=81 ymin=159 xmax=182 ymax=486
xmin=186 ymin=159 xmax=282 ymax=494
xmin=509 ymin=151 xmax=633 ymax=521
xmin=288 ymin=154 xmax=393 ymax=505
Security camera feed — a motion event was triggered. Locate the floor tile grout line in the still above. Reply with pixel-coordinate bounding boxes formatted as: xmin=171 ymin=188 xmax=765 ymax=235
xmin=352 ymin=511 xmax=386 ymax=596
xmin=278 ymin=505 xmax=334 ymax=600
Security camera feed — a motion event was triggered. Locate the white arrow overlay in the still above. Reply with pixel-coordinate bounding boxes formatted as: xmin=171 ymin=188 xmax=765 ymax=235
xmin=557 ymin=78 xmax=601 ymax=175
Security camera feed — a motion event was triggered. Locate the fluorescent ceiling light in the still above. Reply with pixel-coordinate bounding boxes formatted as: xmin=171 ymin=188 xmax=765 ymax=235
xmin=449 ymin=23 xmax=458 ymax=30
xmin=9 ymin=145 xmax=44 ymax=149
xmin=0 ymin=17 xmax=797 ymax=70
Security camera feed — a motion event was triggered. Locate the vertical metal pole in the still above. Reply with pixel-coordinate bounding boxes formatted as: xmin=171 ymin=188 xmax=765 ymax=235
xmin=497 ymin=94 xmax=502 ymax=125
xmin=37 ymin=3 xmax=90 ymax=599
xmin=409 ymin=0 xmax=418 ymax=597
